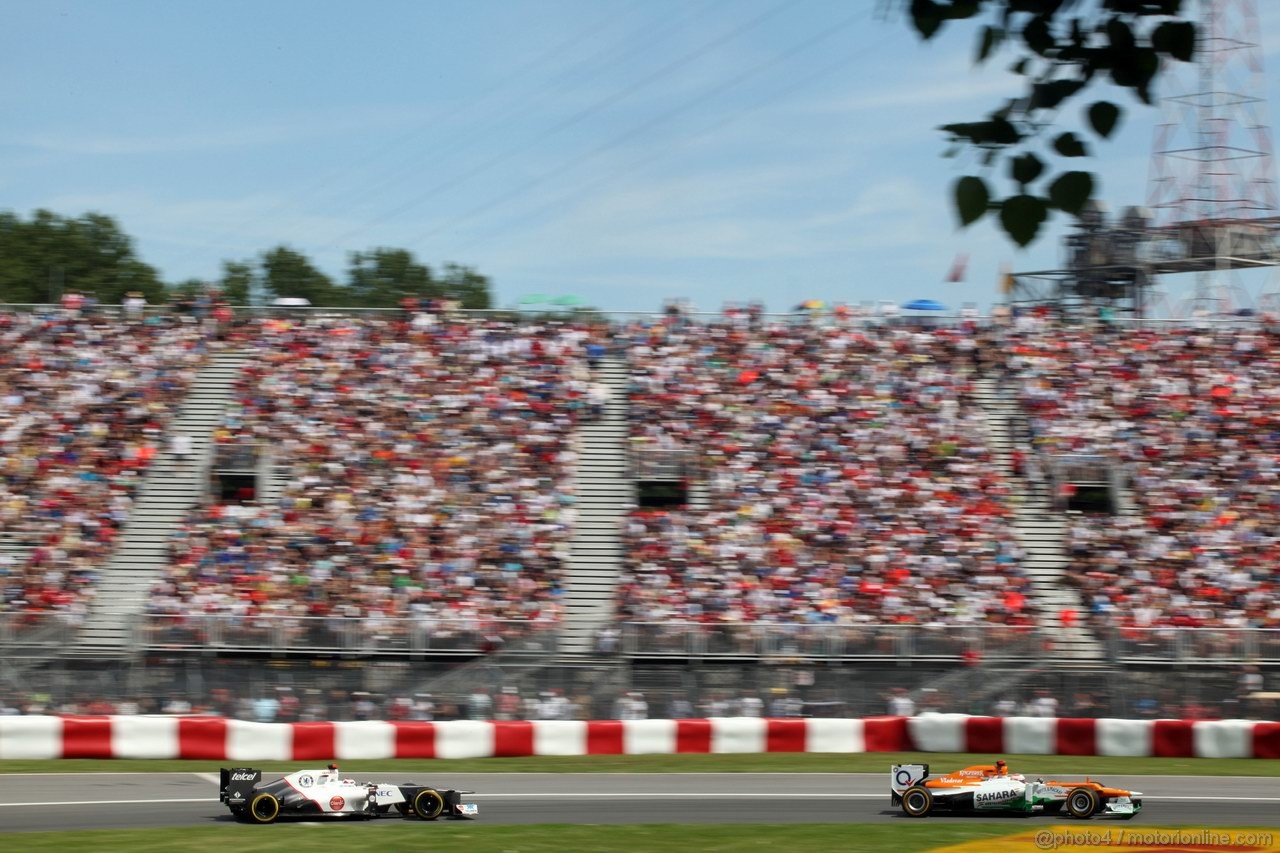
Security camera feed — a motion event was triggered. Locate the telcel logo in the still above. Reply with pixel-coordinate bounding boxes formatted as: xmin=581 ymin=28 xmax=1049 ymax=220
xmin=230 ymin=772 xmax=256 ymax=781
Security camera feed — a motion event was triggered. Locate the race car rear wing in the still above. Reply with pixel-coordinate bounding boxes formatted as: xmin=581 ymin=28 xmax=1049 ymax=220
xmin=891 ymin=764 xmax=930 ymax=794
xmin=219 ymin=767 xmax=261 ymax=805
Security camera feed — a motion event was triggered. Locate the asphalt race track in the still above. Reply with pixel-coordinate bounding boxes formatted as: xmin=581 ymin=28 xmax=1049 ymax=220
xmin=0 ymin=772 xmax=1278 ymax=833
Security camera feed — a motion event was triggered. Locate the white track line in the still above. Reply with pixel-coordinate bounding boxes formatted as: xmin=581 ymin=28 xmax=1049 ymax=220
xmin=195 ymin=773 xmax=222 ymax=785
xmin=2 ymin=793 xmax=1279 ymax=808
xmin=0 ymin=798 xmax=211 ymax=807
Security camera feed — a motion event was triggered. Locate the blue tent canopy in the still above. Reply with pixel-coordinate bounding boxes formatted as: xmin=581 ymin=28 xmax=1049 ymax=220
xmin=902 ymin=298 xmax=947 ymax=311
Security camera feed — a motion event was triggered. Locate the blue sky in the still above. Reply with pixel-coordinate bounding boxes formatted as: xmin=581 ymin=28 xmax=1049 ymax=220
xmin=4 ymin=0 xmax=1280 ymax=312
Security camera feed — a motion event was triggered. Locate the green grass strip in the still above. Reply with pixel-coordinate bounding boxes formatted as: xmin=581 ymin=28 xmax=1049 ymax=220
xmin=0 ymin=823 xmax=1017 ymax=852
xmin=0 ymin=752 xmax=1275 ymax=775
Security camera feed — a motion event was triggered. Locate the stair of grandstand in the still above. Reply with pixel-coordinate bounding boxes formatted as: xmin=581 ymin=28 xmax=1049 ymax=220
xmin=1113 ymin=479 xmax=1138 ymax=516
xmin=687 ymin=479 xmax=709 ymax=511
xmin=0 ymin=531 xmax=31 ymax=564
xmin=562 ymin=353 xmax=632 ymax=655
xmin=74 ymin=349 xmax=250 ymax=653
xmin=973 ymin=376 xmax=1104 ymax=663
xmin=256 ymin=443 xmax=290 ymax=505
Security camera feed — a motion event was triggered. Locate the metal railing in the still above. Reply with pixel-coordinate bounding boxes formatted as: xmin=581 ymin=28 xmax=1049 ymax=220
xmin=619 ymin=622 xmax=1044 ymax=661
xmin=631 ymin=447 xmax=698 ymax=481
xmin=7 ymin=302 xmax=1279 ymax=325
xmin=133 ymin=615 xmax=1044 ymax=661
xmin=211 ymin=440 xmax=261 ymax=473
xmin=136 ymin=614 xmax=558 ymax=656
xmin=0 ymin=611 xmax=77 ymax=653
xmin=1107 ymin=627 xmax=1280 ymax=663
xmin=1049 ymin=454 xmax=1113 ymax=486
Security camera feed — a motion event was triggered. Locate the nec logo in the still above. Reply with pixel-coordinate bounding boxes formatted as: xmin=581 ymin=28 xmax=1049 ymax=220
xmin=230 ymin=772 xmax=257 ymax=781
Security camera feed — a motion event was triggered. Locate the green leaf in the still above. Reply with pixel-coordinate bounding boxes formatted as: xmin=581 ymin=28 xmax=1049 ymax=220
xmin=910 ymin=0 xmax=944 ymax=40
xmin=1048 ymin=171 xmax=1095 ymax=215
xmin=976 ymin=25 xmax=1003 ymax=64
xmin=1153 ymin=20 xmax=1196 ymax=62
xmin=1052 ymin=132 xmax=1089 ymax=157
xmin=954 ymin=176 xmax=991 ymax=227
xmin=999 ymin=194 xmax=1049 ymax=247
xmin=1023 ymin=15 xmax=1053 ymax=56
xmin=940 ymin=121 xmax=984 ymax=142
xmin=1087 ymin=101 xmax=1121 ymax=138
xmin=1031 ymin=79 xmax=1085 ymax=110
xmin=1010 ymin=152 xmax=1044 ymax=185
xmin=986 ymin=117 xmax=1022 ymax=145
xmin=939 ymin=118 xmax=1020 ymax=146
xmin=1106 ymin=18 xmax=1135 ymax=53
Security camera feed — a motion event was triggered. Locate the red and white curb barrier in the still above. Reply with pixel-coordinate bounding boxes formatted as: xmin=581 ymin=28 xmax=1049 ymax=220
xmin=906 ymin=714 xmax=1280 ymax=760
xmin=0 ymin=715 xmax=1275 ymax=760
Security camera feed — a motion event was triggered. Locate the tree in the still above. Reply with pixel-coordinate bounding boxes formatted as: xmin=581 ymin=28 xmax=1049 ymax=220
xmin=904 ymin=0 xmax=1196 ymax=246
xmin=345 ymin=250 xmax=494 ymax=309
xmin=259 ymin=246 xmax=334 ymax=305
xmin=170 ymin=278 xmax=206 ymax=298
xmin=346 ymin=247 xmax=436 ymax=308
xmin=0 ymin=209 xmax=165 ymax=304
xmin=437 ymin=262 xmax=493 ymax=309
xmin=219 ymin=260 xmax=254 ymax=305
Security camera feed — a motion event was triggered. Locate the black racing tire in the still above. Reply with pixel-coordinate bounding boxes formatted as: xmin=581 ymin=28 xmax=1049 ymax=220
xmin=249 ymin=792 xmax=280 ymax=824
xmin=413 ymin=788 xmax=446 ymax=821
xmin=901 ymin=785 xmax=934 ymax=818
xmin=1066 ymin=787 xmax=1099 ymax=819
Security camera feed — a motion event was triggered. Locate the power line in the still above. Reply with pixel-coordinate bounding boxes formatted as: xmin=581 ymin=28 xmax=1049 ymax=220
xmin=447 ymin=39 xmax=882 ymax=260
xmin=302 ymin=0 xmax=722 ymax=236
xmin=167 ymin=2 xmax=635 ymax=272
xmin=309 ymin=0 xmax=796 ymax=254
xmin=400 ymin=8 xmax=871 ymax=250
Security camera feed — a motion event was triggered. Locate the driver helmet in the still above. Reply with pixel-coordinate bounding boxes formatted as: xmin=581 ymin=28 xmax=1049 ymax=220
xmin=995 ymin=760 xmax=1008 ymax=775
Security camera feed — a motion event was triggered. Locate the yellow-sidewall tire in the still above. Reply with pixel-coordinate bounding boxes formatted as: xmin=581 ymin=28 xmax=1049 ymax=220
xmin=249 ymin=792 xmax=280 ymax=824
xmin=413 ymin=788 xmax=445 ymax=821
xmin=901 ymin=785 xmax=933 ymax=818
xmin=1066 ymin=788 xmax=1099 ymax=819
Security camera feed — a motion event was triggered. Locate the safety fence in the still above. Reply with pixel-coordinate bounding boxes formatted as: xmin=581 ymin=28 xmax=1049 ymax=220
xmin=134 ymin=614 xmax=557 ymax=656
xmin=1 ymin=714 xmax=1276 ymax=760
xmin=1106 ymin=627 xmax=1280 ymax=663
xmin=128 ymin=617 xmax=1039 ymax=660
xmin=621 ymin=623 xmax=1042 ymax=660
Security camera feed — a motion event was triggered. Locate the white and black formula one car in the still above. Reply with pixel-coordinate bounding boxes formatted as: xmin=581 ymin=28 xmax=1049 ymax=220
xmin=219 ymin=764 xmax=479 ymax=824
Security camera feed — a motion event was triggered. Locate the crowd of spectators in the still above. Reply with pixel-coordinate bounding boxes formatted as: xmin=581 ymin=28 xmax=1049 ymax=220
xmin=8 ymin=296 xmax=1280 ymax=669
xmin=144 ymin=316 xmax=607 ymax=642
xmin=1 ymin=306 xmax=215 ymax=627
xmin=616 ymin=315 xmax=1029 ymax=630
xmin=1006 ymin=322 xmax=1280 ymax=632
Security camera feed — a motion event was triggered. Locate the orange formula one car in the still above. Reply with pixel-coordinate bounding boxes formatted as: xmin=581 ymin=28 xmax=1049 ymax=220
xmin=891 ymin=761 xmax=1142 ymax=819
